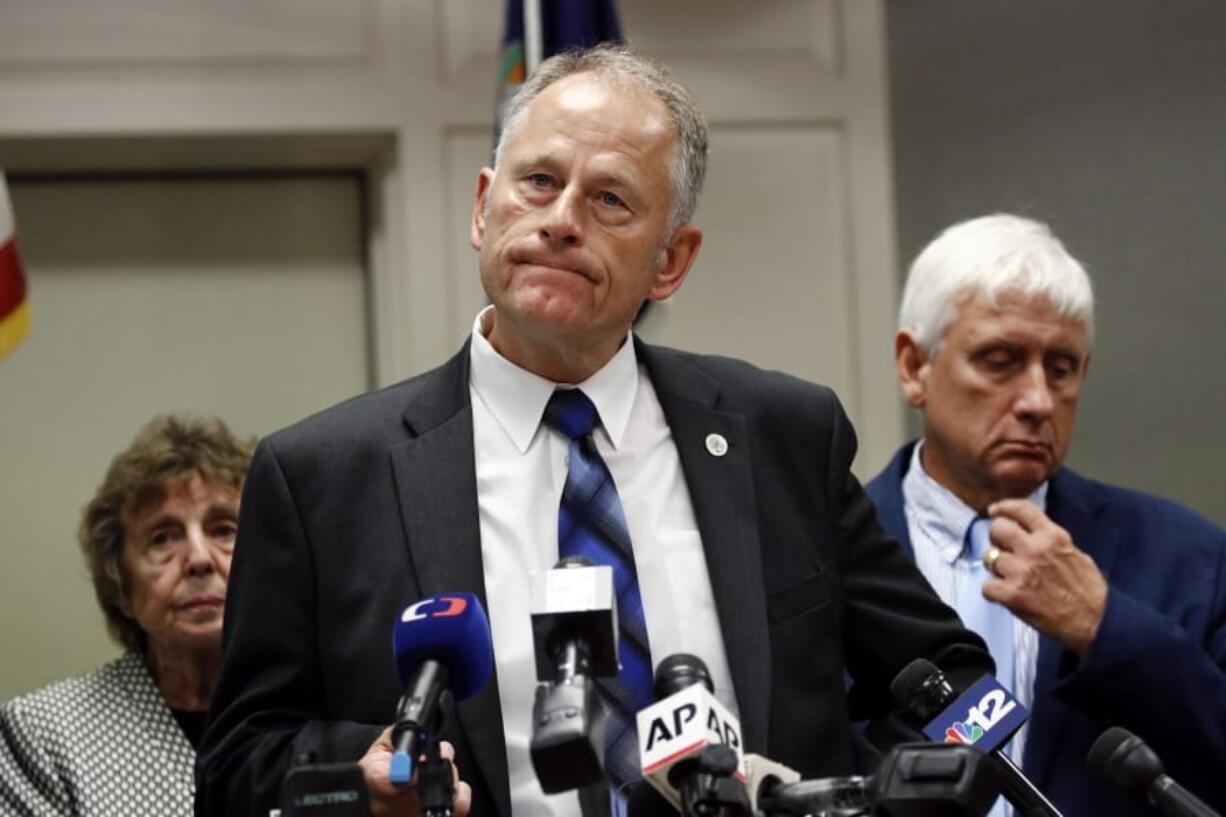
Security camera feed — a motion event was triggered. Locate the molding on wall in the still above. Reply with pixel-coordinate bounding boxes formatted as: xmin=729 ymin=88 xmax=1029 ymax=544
xmin=0 ymin=0 xmax=903 ymax=470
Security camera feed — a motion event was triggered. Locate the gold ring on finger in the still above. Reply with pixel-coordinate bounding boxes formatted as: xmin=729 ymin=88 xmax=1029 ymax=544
xmin=983 ymin=545 xmax=1003 ymax=574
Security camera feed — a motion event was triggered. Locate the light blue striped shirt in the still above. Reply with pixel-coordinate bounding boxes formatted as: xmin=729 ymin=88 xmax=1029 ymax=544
xmin=901 ymin=442 xmax=1044 ymax=770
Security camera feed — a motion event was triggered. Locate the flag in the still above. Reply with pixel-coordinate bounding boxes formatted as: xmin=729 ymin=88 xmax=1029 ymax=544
xmin=0 ymin=169 xmax=29 ymax=359
xmin=495 ymin=0 xmax=623 ymax=142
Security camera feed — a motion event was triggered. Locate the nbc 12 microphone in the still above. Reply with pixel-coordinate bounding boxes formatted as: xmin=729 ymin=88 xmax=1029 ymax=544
xmin=890 ymin=658 xmax=1062 ymax=817
xmin=636 ymin=653 xmax=750 ymax=815
xmin=528 ymin=556 xmax=619 ymax=793
xmin=388 ymin=592 xmax=494 ymax=787
xmin=1088 ymin=726 xmax=1222 ymax=817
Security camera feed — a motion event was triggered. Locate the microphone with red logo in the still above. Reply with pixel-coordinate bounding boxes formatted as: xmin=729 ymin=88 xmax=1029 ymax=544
xmin=388 ymin=592 xmax=493 ymax=788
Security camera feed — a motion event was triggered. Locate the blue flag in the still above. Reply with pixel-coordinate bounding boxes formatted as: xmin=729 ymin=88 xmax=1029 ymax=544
xmin=496 ymin=0 xmax=623 ymax=139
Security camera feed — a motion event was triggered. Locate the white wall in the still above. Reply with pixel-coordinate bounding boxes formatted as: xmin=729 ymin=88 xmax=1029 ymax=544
xmin=0 ymin=175 xmax=368 ymax=700
xmin=888 ymin=0 xmax=1226 ymax=526
xmin=0 ymin=0 xmax=903 ymax=696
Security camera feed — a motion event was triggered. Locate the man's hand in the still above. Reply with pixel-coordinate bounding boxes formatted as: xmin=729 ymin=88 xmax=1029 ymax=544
xmin=358 ymin=727 xmax=472 ymax=816
xmin=981 ymin=498 xmax=1109 ymax=654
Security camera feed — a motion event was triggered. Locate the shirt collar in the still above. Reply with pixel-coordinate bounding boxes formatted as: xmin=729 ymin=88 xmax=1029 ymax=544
xmin=902 ymin=441 xmax=1049 ymax=564
xmin=468 ymin=306 xmax=639 ymax=453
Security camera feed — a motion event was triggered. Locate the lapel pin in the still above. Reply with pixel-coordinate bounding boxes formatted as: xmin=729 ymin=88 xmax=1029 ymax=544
xmin=705 ymin=433 xmax=729 ymax=457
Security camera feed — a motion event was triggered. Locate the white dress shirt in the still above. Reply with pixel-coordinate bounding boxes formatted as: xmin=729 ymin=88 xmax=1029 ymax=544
xmin=901 ymin=441 xmax=1043 ymax=772
xmin=469 ymin=308 xmax=736 ymax=816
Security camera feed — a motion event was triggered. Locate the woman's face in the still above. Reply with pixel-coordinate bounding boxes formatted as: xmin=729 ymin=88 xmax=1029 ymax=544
xmin=119 ymin=473 xmax=238 ymax=658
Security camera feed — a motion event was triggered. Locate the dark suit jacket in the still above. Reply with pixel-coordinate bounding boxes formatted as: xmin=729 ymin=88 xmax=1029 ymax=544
xmin=196 ymin=343 xmax=991 ymax=817
xmin=867 ymin=441 xmax=1226 ymax=815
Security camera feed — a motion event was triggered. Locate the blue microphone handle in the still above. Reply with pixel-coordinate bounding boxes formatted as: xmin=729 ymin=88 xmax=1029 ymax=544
xmin=389 ymin=725 xmax=425 ymax=788
xmin=389 ymin=658 xmax=449 ymax=787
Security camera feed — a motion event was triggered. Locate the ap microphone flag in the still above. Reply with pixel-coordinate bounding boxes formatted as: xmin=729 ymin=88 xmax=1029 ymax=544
xmin=637 ymin=654 xmax=746 ymax=810
xmin=0 ymin=169 xmax=30 ymax=358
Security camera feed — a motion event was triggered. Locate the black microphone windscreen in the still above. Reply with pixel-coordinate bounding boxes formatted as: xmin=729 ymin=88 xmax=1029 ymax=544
xmin=1087 ymin=727 xmax=1163 ymax=797
xmin=652 ymin=653 xmax=713 ymax=700
xmin=889 ymin=658 xmax=941 ymax=708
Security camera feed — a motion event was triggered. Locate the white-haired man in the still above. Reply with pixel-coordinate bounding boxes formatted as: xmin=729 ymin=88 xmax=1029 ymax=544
xmin=866 ymin=213 xmax=1226 ymax=816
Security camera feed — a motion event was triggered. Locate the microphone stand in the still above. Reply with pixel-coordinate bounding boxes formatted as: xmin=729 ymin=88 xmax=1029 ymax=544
xmin=418 ymin=737 xmax=457 ymax=817
xmin=672 ymin=746 xmax=755 ymax=817
xmin=990 ymin=752 xmax=1063 ymax=816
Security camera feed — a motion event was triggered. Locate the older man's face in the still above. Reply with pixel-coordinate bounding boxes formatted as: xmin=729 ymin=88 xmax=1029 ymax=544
xmin=471 ymin=72 xmax=699 ymax=376
xmin=904 ymin=292 xmax=1090 ymax=510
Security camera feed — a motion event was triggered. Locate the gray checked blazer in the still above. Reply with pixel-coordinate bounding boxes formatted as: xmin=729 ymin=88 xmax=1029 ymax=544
xmin=0 ymin=652 xmax=196 ymax=816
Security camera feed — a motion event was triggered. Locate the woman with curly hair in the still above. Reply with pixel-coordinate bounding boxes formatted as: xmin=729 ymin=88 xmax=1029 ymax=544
xmin=0 ymin=415 xmax=254 ymax=816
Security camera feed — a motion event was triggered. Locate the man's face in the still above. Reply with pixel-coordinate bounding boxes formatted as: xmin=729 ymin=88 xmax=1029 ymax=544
xmin=899 ymin=292 xmax=1090 ymax=510
xmin=471 ymin=72 xmax=700 ymax=376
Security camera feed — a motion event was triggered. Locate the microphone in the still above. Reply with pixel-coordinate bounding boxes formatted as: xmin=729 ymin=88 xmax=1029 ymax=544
xmin=891 ymin=656 xmax=959 ymax=722
xmin=890 ymin=658 xmax=1062 ymax=817
xmin=636 ymin=653 xmax=748 ymax=813
xmin=1087 ymin=727 xmax=1221 ymax=817
xmin=388 ymin=592 xmax=494 ymax=787
xmin=741 ymin=754 xmax=801 ymax=813
xmin=528 ymin=556 xmax=619 ymax=793
xmin=755 ymin=743 xmax=1000 ymax=817
xmin=754 ymin=772 xmax=871 ymax=815
xmin=279 ymin=755 xmax=371 ymax=816
xmin=872 ymin=742 xmax=1001 ymax=817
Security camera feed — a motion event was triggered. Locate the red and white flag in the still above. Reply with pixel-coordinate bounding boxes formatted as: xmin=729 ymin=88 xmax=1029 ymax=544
xmin=0 ymin=169 xmax=30 ymax=358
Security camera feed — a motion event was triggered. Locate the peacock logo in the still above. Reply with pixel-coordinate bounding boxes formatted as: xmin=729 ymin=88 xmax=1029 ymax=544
xmin=945 ymin=721 xmax=985 ymax=744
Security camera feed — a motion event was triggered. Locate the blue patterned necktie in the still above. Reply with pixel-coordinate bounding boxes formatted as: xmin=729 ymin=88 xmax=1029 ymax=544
xmin=543 ymin=388 xmax=654 ymax=795
xmin=958 ymin=517 xmax=1015 ymax=817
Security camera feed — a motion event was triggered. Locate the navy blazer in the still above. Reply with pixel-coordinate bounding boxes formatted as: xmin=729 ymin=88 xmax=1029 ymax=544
xmin=867 ymin=441 xmax=1226 ymax=815
xmin=197 ymin=346 xmax=991 ymax=817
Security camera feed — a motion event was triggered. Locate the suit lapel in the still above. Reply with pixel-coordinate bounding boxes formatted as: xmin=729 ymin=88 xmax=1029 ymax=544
xmin=388 ymin=345 xmax=512 ymax=817
xmin=1022 ymin=470 xmax=1120 ymax=790
xmin=638 ymin=343 xmax=772 ymax=752
xmin=872 ymin=442 xmax=917 ymax=557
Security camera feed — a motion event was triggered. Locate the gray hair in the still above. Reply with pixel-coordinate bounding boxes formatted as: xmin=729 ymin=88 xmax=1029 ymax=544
xmin=899 ymin=213 xmax=1095 ymax=355
xmin=493 ymin=43 xmax=709 ymax=235
xmin=80 ymin=414 xmax=255 ymax=654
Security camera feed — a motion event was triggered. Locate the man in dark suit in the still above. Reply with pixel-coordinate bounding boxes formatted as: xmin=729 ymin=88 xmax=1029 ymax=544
xmin=197 ymin=46 xmax=991 ymax=817
xmin=866 ymin=213 xmax=1226 ymax=816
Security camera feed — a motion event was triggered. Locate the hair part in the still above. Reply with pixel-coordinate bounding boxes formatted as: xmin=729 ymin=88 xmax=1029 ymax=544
xmin=492 ymin=43 xmax=709 ymax=236
xmin=79 ymin=414 xmax=256 ymax=654
xmin=899 ymin=213 xmax=1095 ymax=355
